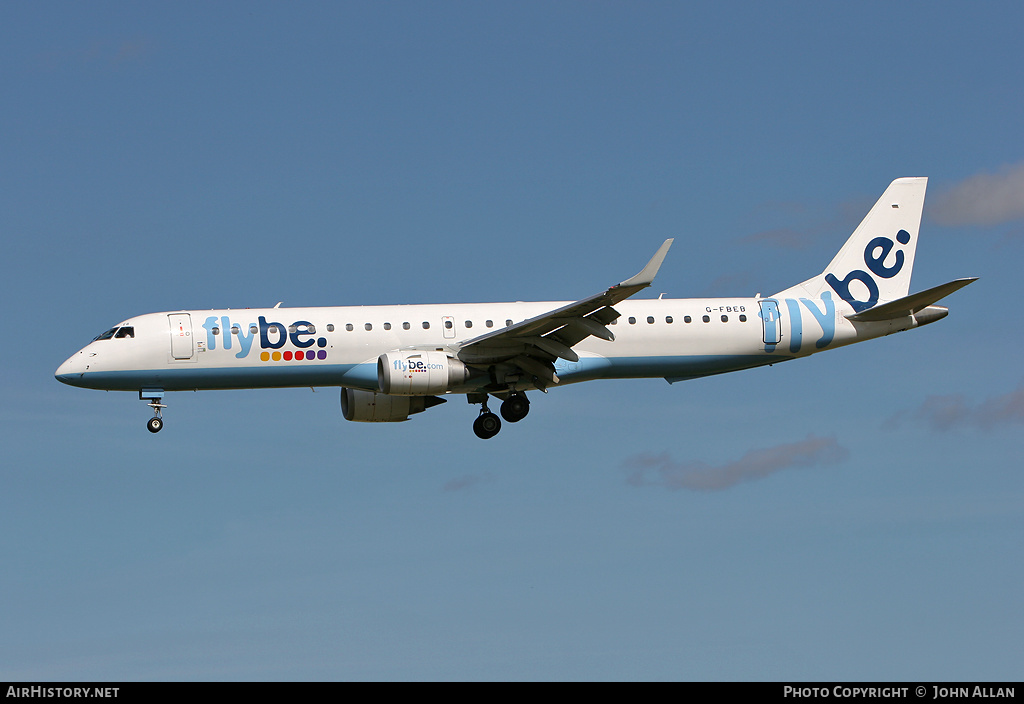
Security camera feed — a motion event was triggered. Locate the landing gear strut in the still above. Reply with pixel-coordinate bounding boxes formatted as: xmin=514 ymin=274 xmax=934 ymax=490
xmin=141 ymin=388 xmax=166 ymax=434
xmin=468 ymin=394 xmax=501 ymax=439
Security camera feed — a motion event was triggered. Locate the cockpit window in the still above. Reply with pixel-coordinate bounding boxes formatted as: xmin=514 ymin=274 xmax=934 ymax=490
xmin=92 ymin=327 xmax=119 ymax=341
xmin=93 ymin=325 xmax=135 ymax=341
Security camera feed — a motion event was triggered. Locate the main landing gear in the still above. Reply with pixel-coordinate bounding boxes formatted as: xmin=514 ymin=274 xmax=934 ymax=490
xmin=140 ymin=389 xmax=166 ymax=433
xmin=500 ymin=393 xmax=530 ymax=423
xmin=470 ymin=392 xmax=530 ymax=439
xmin=473 ymin=408 xmax=501 ymax=440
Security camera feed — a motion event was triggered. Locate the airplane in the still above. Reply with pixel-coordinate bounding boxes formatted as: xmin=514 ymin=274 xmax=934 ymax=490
xmin=55 ymin=177 xmax=976 ymax=439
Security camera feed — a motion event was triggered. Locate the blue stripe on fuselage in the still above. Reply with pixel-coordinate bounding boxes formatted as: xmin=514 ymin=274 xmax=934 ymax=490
xmin=62 ymin=353 xmax=788 ymax=393
xmin=559 ymin=354 xmax=788 ymax=383
xmin=58 ymin=364 xmax=363 ymax=392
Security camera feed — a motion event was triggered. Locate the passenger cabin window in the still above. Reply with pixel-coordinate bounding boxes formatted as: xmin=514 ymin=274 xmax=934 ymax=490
xmin=422 ymin=322 xmax=430 ymax=329
xmin=384 ymin=322 xmax=392 ymax=331
xmin=444 ymin=320 xmax=453 ymax=329
xmin=647 ymin=316 xmax=655 ymax=324
xmin=684 ymin=316 xmax=692 ymax=323
xmin=506 ymin=319 xmax=513 ymax=327
xmin=114 ymin=326 xmax=134 ymax=338
xmin=721 ymin=315 xmax=728 ymax=322
xmin=628 ymin=317 xmax=636 ymax=325
xmin=403 ymin=322 xmax=411 ymax=330
xmin=326 ymin=324 xmax=335 ymax=332
xmin=365 ymin=323 xmax=372 ymax=331
xmin=702 ymin=315 xmax=710 ymax=323
xmin=739 ymin=314 xmax=747 ymax=322
xmin=212 ymin=326 xmax=221 ymax=335
xmin=345 ymin=324 xmax=354 ymax=332
xmin=486 ymin=320 xmax=493 ymax=328
xmin=666 ymin=316 xmax=674 ymax=324
xmin=465 ymin=320 xmax=473 ymax=328
xmin=250 ymin=324 xmax=259 ymax=334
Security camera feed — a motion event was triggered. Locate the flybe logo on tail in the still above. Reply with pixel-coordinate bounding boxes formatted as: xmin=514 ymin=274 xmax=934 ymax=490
xmin=825 ymin=230 xmax=911 ymax=312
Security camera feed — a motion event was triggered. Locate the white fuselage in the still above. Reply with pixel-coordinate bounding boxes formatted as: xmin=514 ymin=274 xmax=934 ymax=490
xmin=54 ymin=295 xmax=914 ymax=394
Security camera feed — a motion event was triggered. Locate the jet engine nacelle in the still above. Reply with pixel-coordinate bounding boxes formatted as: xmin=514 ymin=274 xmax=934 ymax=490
xmin=377 ymin=350 xmax=469 ymax=395
xmin=341 ymin=388 xmax=444 ymax=422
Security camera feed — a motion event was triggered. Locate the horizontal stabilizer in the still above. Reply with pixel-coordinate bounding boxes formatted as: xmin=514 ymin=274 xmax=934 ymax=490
xmin=845 ymin=277 xmax=977 ymax=322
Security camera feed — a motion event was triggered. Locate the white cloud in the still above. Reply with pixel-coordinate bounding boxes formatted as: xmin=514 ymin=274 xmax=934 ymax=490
xmin=913 ymin=384 xmax=1024 ymax=429
xmin=929 ymin=163 xmax=1024 ymax=227
xmin=623 ymin=434 xmax=848 ymax=491
xmin=890 ymin=385 xmax=1024 ymax=432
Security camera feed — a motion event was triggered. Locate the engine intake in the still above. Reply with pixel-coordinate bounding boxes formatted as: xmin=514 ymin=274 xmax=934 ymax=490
xmin=377 ymin=350 xmax=469 ymax=395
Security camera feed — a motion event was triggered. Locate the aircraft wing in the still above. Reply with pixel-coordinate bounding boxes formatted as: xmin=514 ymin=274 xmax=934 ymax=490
xmin=456 ymin=239 xmax=673 ymax=387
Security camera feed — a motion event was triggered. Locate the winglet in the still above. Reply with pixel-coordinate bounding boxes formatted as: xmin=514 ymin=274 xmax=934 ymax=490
xmin=618 ymin=238 xmax=674 ymax=289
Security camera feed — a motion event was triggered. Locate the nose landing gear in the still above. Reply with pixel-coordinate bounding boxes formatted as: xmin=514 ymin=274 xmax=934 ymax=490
xmin=140 ymin=389 xmax=166 ymax=433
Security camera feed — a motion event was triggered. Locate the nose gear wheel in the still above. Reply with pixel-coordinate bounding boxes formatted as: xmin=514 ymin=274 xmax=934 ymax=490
xmin=141 ymin=390 xmax=166 ymax=433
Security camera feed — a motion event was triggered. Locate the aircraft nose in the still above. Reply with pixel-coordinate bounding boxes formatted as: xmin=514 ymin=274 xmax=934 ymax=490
xmin=55 ymin=352 xmax=86 ymax=386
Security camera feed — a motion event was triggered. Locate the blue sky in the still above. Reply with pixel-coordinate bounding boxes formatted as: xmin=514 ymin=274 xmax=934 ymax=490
xmin=2 ymin=2 xmax=1022 ymax=680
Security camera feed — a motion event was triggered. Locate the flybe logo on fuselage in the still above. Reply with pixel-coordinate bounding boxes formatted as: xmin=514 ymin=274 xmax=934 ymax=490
xmin=825 ymin=230 xmax=911 ymax=312
xmin=202 ymin=316 xmax=329 ymax=361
